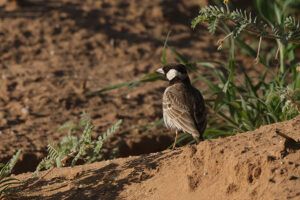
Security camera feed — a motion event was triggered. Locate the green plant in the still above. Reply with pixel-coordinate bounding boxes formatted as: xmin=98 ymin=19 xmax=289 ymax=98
xmin=85 ymin=1 xmax=299 ymax=147
xmin=195 ymin=61 xmax=299 ymax=133
xmin=254 ymin=0 xmax=300 ymax=73
xmin=192 ymin=0 xmax=300 ymax=70
xmin=190 ymin=0 xmax=299 ymax=128
xmin=0 ymin=150 xmax=21 ymax=198
xmin=34 ymin=113 xmax=122 ymax=175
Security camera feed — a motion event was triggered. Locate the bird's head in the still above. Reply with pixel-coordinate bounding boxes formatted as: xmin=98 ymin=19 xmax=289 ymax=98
xmin=156 ymin=63 xmax=190 ymax=84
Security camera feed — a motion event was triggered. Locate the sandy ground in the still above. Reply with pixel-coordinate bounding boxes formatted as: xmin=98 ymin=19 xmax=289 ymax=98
xmin=0 ymin=0 xmax=227 ymax=173
xmin=6 ymin=116 xmax=300 ymax=200
xmin=1 ymin=0 xmax=299 ymax=199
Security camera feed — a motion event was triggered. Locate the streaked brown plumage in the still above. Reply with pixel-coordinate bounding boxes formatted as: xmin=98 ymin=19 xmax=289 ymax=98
xmin=156 ymin=63 xmax=207 ymax=149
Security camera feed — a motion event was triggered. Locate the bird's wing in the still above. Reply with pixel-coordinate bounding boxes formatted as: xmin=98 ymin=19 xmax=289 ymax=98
xmin=163 ymin=90 xmax=198 ymax=134
xmin=192 ymin=88 xmax=207 ymax=137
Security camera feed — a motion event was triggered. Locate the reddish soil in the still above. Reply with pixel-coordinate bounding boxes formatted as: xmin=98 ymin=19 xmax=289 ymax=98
xmin=0 ymin=0 xmax=223 ymax=173
xmin=1 ymin=0 xmax=299 ymax=199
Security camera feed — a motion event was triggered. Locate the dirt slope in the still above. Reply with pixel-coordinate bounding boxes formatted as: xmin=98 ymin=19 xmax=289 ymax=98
xmin=0 ymin=0 xmax=279 ymax=175
xmin=0 ymin=0 xmax=216 ymax=173
xmin=7 ymin=115 xmax=300 ymax=200
xmin=1 ymin=0 xmax=299 ymax=199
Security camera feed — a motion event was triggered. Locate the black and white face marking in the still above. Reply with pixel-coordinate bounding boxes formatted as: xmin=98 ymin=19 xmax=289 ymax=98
xmin=165 ymin=69 xmax=187 ymax=80
xmin=156 ymin=64 xmax=188 ymax=81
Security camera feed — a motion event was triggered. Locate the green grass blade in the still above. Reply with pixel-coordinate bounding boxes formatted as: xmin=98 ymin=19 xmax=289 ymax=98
xmin=87 ymin=73 xmax=164 ymax=96
xmin=86 ymin=81 xmax=134 ymax=96
xmin=162 ymin=31 xmax=171 ymax=65
xmin=240 ymin=67 xmax=259 ymax=97
xmin=195 ymin=60 xmax=226 ymax=68
xmin=254 ymin=71 xmax=267 ymax=91
xmin=168 ymin=47 xmax=197 ymax=71
xmin=124 ymin=73 xmax=165 ymax=94
xmin=206 ymin=103 xmax=242 ymax=130
xmin=229 ymin=37 xmax=235 ymax=82
xmin=196 ymin=75 xmax=222 ymax=93
xmin=214 ymin=92 xmax=225 ymax=111
xmin=147 ymin=118 xmax=164 ymax=130
xmin=141 ymin=73 xmax=164 ymax=82
xmin=195 ymin=61 xmax=228 ymax=83
xmin=123 ymin=80 xmax=142 ymax=94
xmin=228 ymin=101 xmax=241 ymax=109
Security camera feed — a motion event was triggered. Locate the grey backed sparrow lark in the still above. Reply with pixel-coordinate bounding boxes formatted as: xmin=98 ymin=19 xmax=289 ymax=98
xmin=156 ymin=63 xmax=207 ymax=149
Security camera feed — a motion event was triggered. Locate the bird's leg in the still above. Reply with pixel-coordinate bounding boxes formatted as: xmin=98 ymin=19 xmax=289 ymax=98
xmin=172 ymin=130 xmax=178 ymax=150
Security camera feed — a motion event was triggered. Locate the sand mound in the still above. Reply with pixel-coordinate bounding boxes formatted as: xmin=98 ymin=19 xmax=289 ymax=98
xmin=8 ymin=115 xmax=300 ymax=200
xmin=1 ymin=0 xmax=299 ymax=199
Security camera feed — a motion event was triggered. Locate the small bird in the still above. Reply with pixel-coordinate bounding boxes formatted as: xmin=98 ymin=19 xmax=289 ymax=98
xmin=156 ymin=63 xmax=207 ymax=149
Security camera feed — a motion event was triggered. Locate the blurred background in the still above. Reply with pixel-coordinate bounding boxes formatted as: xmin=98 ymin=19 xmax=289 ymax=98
xmin=0 ymin=0 xmax=299 ymax=174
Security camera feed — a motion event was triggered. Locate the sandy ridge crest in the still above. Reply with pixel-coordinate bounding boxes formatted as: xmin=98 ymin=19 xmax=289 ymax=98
xmin=8 ymin=115 xmax=300 ymax=200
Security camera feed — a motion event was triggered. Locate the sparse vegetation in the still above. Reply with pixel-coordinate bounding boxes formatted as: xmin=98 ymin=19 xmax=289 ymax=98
xmin=190 ymin=0 xmax=300 ymax=133
xmin=0 ymin=150 xmax=21 ymax=198
xmin=1 ymin=0 xmax=300 ymax=199
xmin=34 ymin=113 xmax=122 ymax=176
xmin=88 ymin=0 xmax=300 ymax=146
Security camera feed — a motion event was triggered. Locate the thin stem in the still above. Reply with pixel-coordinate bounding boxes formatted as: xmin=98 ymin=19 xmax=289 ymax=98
xmin=224 ymin=1 xmax=230 ymax=14
xmin=217 ymin=32 xmax=233 ymax=50
xmin=227 ymin=19 xmax=300 ymax=44
xmin=278 ymin=41 xmax=285 ymax=73
xmin=275 ymin=45 xmax=280 ymax=60
xmin=26 ymin=166 xmax=55 ymax=189
xmin=244 ymin=27 xmax=300 ymax=44
xmin=25 ymin=150 xmax=79 ymax=190
xmin=255 ymin=36 xmax=263 ymax=64
xmin=61 ymin=151 xmax=78 ymax=166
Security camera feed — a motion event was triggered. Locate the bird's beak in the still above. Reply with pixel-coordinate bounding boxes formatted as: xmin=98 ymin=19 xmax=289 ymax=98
xmin=156 ymin=68 xmax=164 ymax=74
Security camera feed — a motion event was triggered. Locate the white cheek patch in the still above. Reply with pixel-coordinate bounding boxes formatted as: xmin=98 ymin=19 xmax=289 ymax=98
xmin=166 ymin=69 xmax=186 ymax=80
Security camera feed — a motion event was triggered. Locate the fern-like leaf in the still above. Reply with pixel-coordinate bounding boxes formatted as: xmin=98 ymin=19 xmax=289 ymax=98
xmin=208 ymin=17 xmax=219 ymax=34
xmin=94 ymin=119 xmax=122 ymax=154
xmin=35 ymin=114 xmax=122 ymax=175
xmin=71 ymin=143 xmax=87 ymax=167
xmin=78 ymin=112 xmax=91 ymax=130
xmin=0 ymin=150 xmax=21 ymax=196
xmin=272 ymin=23 xmax=283 ymax=37
xmin=7 ymin=150 xmax=21 ymax=174
xmin=0 ymin=150 xmax=21 ymax=180
xmin=34 ymin=143 xmax=60 ymax=175
xmin=233 ymin=23 xmax=248 ymax=38
xmin=104 ymin=119 xmax=122 ymax=140
xmin=230 ymin=9 xmax=255 ymax=38
xmin=57 ymin=122 xmax=75 ymax=133
xmin=94 ymin=140 xmax=104 ymax=154
xmin=71 ymin=118 xmax=93 ymax=167
xmin=193 ymin=4 xmax=300 ymax=45
xmin=191 ymin=15 xmax=206 ymax=29
xmin=192 ymin=5 xmax=226 ymax=29
xmin=285 ymin=16 xmax=299 ymax=30
xmin=47 ymin=143 xmax=60 ymax=160
xmin=284 ymin=16 xmax=300 ymax=41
